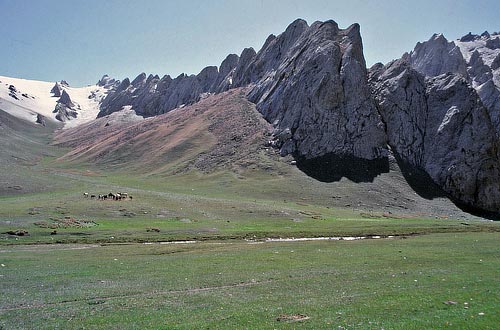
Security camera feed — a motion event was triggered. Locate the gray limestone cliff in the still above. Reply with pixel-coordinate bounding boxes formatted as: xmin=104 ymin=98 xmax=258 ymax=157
xmin=370 ymin=53 xmax=500 ymax=214
xmin=247 ymin=20 xmax=387 ymax=161
xmin=407 ymin=32 xmax=500 ymax=135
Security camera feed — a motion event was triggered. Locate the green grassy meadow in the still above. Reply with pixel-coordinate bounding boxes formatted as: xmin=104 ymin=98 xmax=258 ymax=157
xmin=1 ymin=233 xmax=499 ymax=329
xmin=1 ymin=164 xmax=498 ymax=245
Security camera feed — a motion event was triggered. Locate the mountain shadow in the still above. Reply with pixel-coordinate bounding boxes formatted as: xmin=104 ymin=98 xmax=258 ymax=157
xmin=295 ymin=153 xmax=390 ymax=183
xmin=392 ymin=154 xmax=447 ymax=200
xmin=393 ymin=154 xmax=500 ymax=220
xmin=451 ymin=201 xmax=500 ymax=220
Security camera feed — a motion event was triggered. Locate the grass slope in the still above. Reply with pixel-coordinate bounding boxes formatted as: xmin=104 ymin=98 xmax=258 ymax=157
xmin=0 ymin=109 xmax=67 ymax=196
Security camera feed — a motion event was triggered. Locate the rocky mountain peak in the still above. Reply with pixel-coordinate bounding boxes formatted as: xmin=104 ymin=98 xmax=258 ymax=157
xmin=460 ymin=32 xmax=479 ymax=42
xmin=58 ymin=90 xmax=74 ymax=108
xmin=261 ymin=34 xmax=277 ymax=50
xmin=116 ymin=78 xmax=130 ymax=93
xmin=219 ymin=54 xmax=239 ymax=76
xmin=281 ymin=18 xmax=309 ymax=45
xmin=131 ymin=72 xmax=147 ymax=86
xmin=53 ymin=90 xmax=77 ymax=122
xmin=97 ymin=75 xmax=119 ymax=89
xmin=50 ymin=82 xmax=63 ymax=97
xmin=248 ymin=18 xmax=387 ymax=164
xmin=410 ymin=33 xmax=467 ymax=77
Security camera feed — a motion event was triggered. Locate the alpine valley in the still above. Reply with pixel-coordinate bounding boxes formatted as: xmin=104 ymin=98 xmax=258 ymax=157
xmin=3 ymin=18 xmax=500 ymax=330
xmin=2 ymin=19 xmax=500 ymax=217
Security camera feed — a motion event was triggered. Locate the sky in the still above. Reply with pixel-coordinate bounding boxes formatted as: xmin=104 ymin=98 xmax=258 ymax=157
xmin=0 ymin=0 xmax=499 ymax=86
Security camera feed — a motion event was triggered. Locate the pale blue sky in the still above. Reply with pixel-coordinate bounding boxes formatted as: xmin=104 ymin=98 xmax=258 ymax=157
xmin=0 ymin=0 xmax=498 ymax=86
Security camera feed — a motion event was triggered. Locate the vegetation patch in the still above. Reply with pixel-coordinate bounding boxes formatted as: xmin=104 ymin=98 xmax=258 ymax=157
xmin=34 ymin=217 xmax=97 ymax=229
xmin=276 ymin=314 xmax=310 ymax=322
xmin=4 ymin=229 xmax=29 ymax=236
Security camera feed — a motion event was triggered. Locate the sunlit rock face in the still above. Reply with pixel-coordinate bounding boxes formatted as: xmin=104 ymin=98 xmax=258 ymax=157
xmin=370 ymin=44 xmax=500 ymax=214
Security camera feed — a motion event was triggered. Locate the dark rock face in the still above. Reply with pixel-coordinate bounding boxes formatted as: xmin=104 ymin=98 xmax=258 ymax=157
xmin=491 ymin=53 xmax=500 ymax=71
xmin=232 ymin=48 xmax=257 ymax=87
xmin=485 ymin=37 xmax=500 ymax=50
xmin=97 ymin=75 xmax=119 ymax=89
xmin=468 ymin=51 xmax=492 ymax=85
xmin=98 ymin=72 xmax=204 ymax=117
xmin=58 ymin=90 xmax=74 ymax=108
xmin=50 ymin=82 xmax=63 ymax=97
xmin=36 ymin=114 xmax=46 ymax=126
xmin=53 ymin=90 xmax=77 ymax=122
xmin=460 ymin=32 xmax=478 ymax=42
xmin=8 ymin=85 xmax=19 ymax=100
xmin=53 ymin=103 xmax=77 ymax=122
xmin=425 ymin=74 xmax=500 ymax=213
xmin=369 ymin=59 xmax=427 ymax=167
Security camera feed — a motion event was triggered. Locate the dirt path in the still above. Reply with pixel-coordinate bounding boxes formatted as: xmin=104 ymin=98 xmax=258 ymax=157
xmin=0 ymin=280 xmax=272 ymax=312
xmin=0 ymin=244 xmax=99 ymax=253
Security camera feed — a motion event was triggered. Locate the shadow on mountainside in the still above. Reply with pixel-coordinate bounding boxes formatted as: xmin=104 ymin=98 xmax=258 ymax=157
xmin=295 ymin=154 xmax=390 ymax=183
xmin=394 ymin=154 xmax=500 ymax=220
xmin=393 ymin=155 xmax=447 ymax=200
xmin=453 ymin=202 xmax=500 ymax=220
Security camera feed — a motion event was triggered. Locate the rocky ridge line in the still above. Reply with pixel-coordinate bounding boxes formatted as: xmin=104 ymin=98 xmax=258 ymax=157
xmin=98 ymin=19 xmax=387 ymax=163
xmin=98 ymin=20 xmax=500 ymax=214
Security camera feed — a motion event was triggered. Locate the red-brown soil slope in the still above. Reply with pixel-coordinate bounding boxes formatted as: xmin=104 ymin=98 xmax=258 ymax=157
xmin=54 ymin=88 xmax=275 ymax=174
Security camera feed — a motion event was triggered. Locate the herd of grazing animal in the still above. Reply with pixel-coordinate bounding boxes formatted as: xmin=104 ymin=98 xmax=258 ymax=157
xmin=83 ymin=192 xmax=132 ymax=201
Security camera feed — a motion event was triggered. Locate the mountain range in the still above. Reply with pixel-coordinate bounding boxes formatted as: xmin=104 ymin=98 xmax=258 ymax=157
xmin=1 ymin=19 xmax=500 ymax=217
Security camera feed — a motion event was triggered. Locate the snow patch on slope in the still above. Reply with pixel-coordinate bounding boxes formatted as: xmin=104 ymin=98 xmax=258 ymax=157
xmin=63 ymin=85 xmax=107 ymax=129
xmin=0 ymin=76 xmax=57 ymax=122
xmin=100 ymin=105 xmax=144 ymax=126
xmin=0 ymin=75 xmax=108 ymax=128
